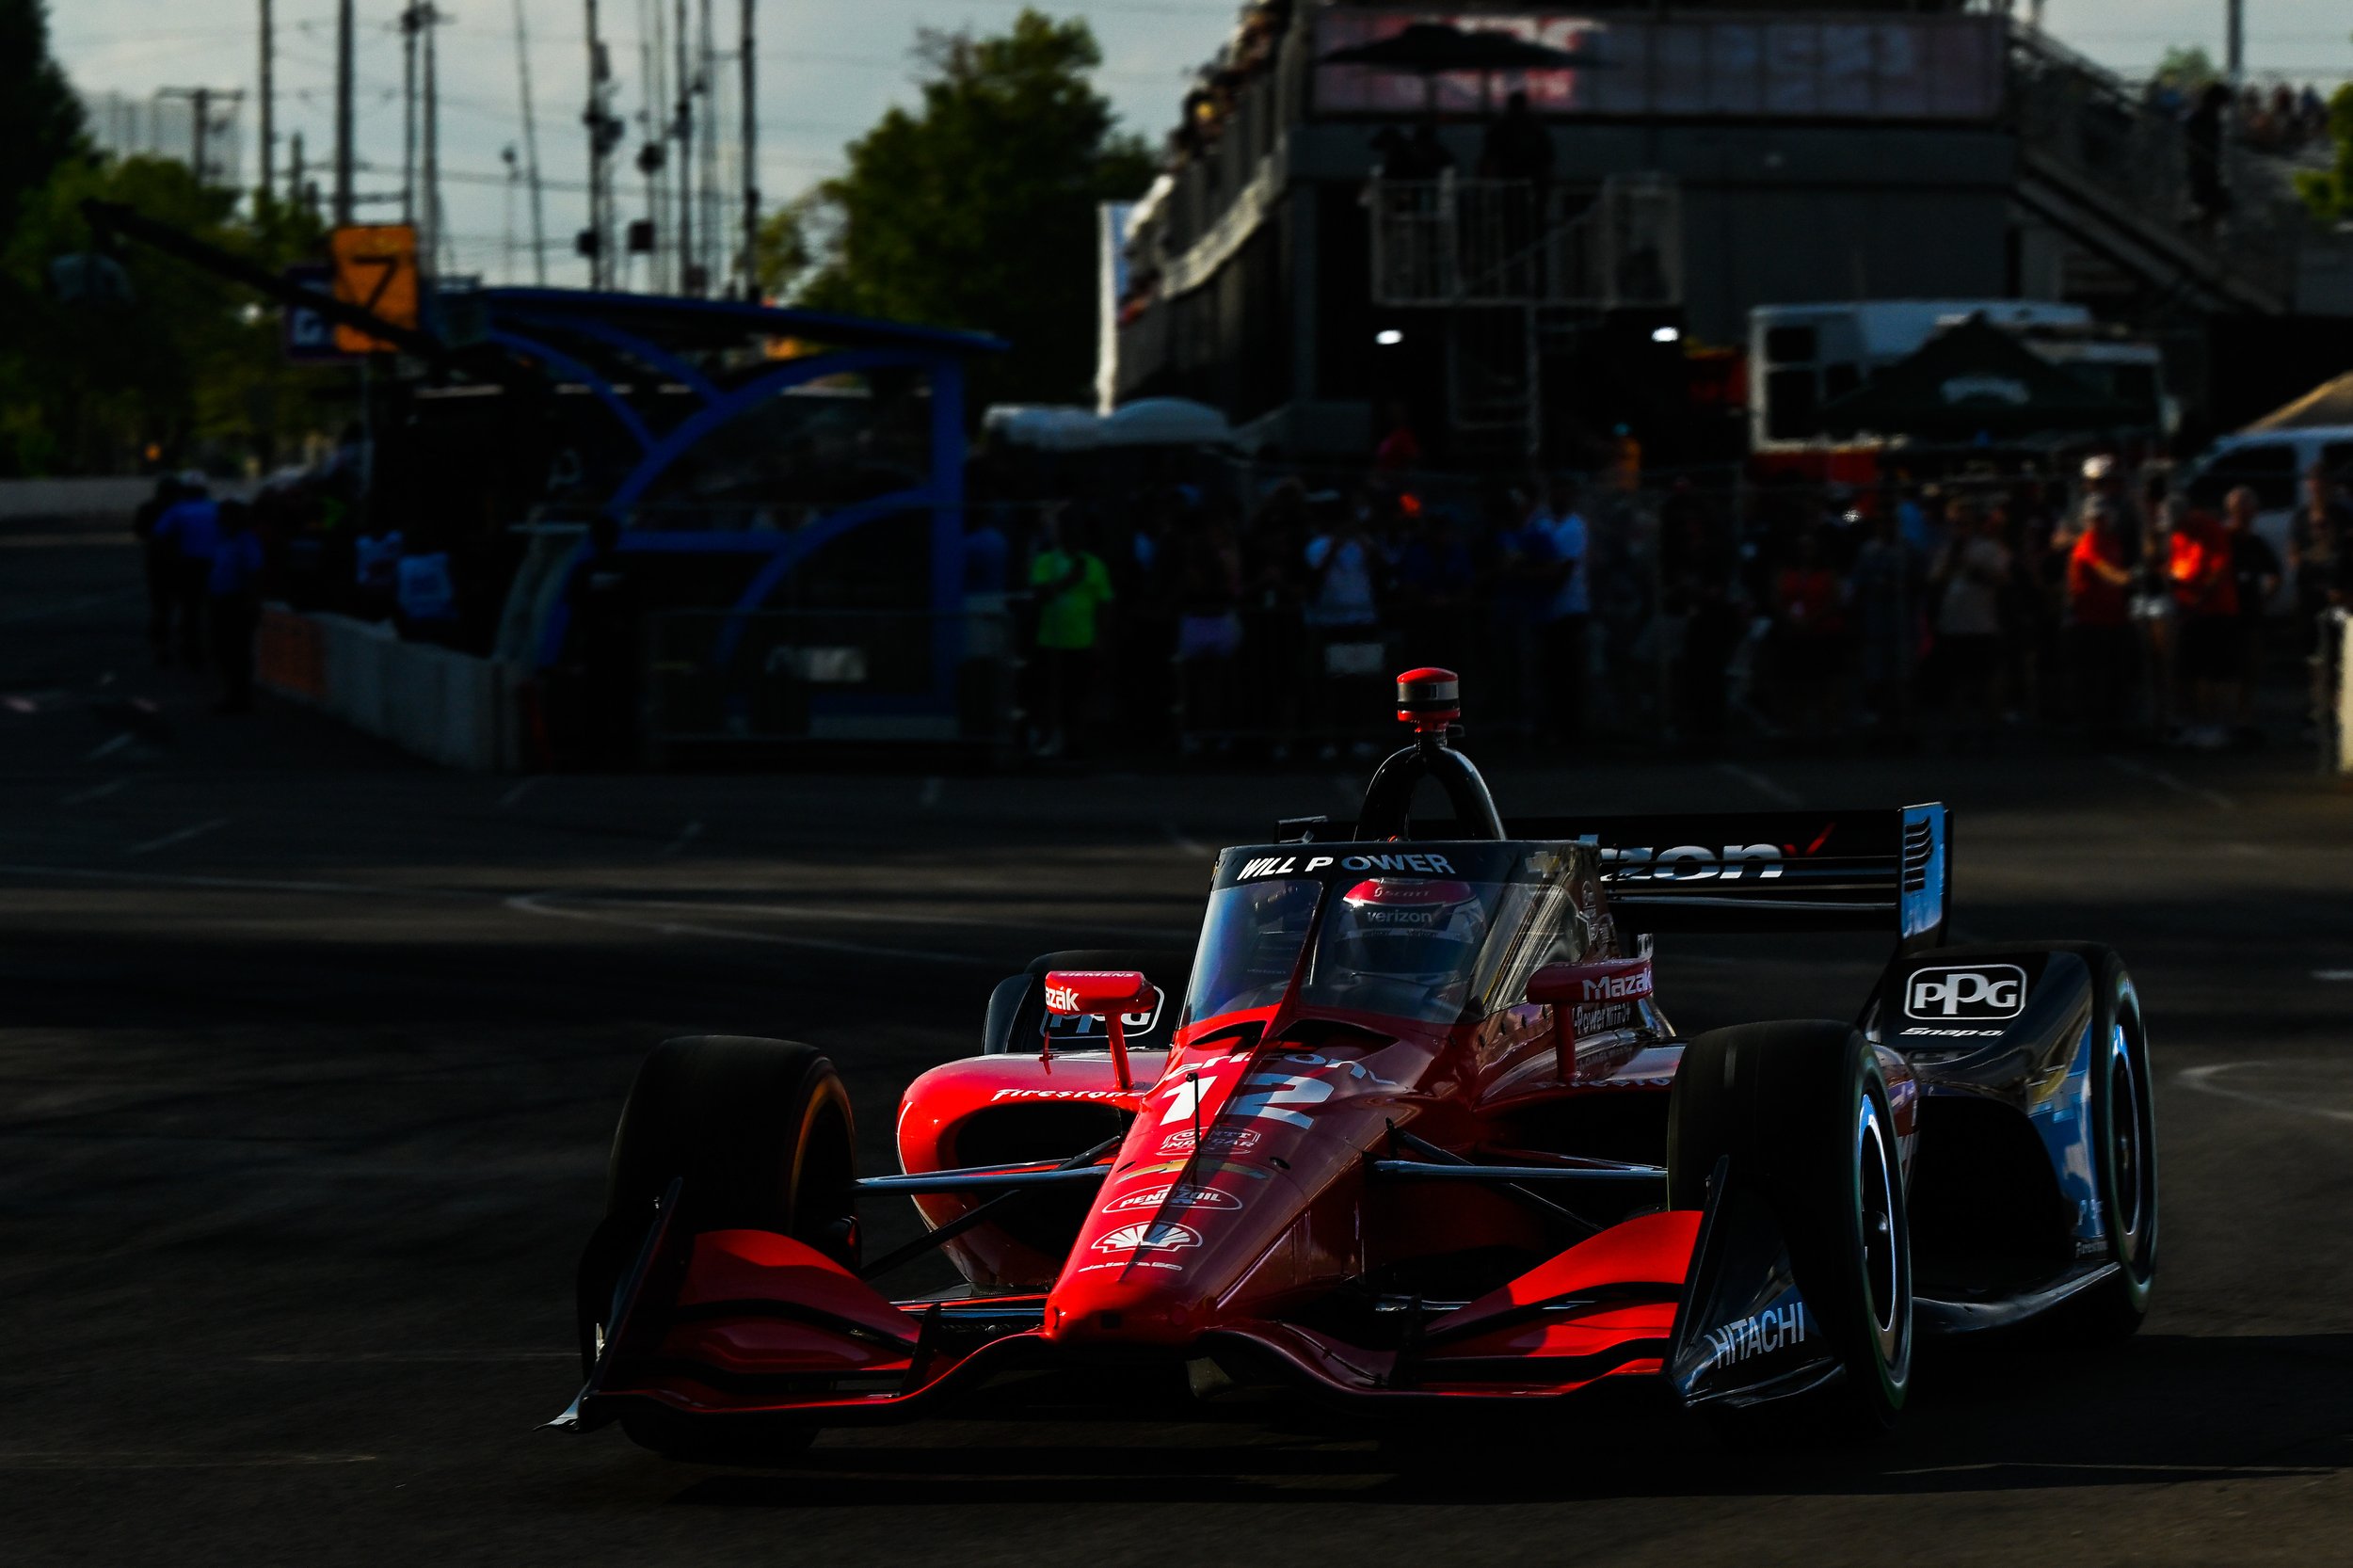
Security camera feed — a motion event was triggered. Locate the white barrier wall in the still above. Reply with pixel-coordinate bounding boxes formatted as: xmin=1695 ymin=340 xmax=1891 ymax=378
xmin=260 ymin=609 xmax=524 ymax=772
xmin=2340 ymin=615 xmax=2353 ymax=776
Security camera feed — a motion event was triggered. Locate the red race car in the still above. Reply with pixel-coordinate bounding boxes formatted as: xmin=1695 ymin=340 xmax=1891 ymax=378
xmin=555 ymin=669 xmax=2158 ymax=1454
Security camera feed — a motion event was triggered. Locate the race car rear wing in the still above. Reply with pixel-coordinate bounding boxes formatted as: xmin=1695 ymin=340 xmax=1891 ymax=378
xmin=1282 ymin=803 xmax=1950 ymax=953
xmin=1534 ymin=804 xmax=1949 ymax=953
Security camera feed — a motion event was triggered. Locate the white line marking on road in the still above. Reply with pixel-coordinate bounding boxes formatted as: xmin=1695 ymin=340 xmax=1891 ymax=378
xmin=85 ymin=732 xmax=134 ymax=761
xmin=663 ymin=820 xmax=703 ymax=855
xmin=0 ymin=864 xmax=464 ymax=899
xmin=2177 ymin=1062 xmax=2353 ymax=1126
xmin=1161 ymin=821 xmax=1207 ymax=857
xmin=2104 ymin=755 xmax=2236 ymax=811
xmin=504 ymin=892 xmax=1005 ymax=967
xmin=1714 ymin=761 xmax=1801 ymax=807
xmin=2315 ymin=969 xmax=2353 ymax=982
xmin=0 ymin=1451 xmax=377 ymax=1470
xmin=60 ymin=777 xmax=131 ymax=806
xmin=919 ymin=775 xmax=943 ymax=808
xmin=497 ymin=776 xmax=542 ymax=808
xmin=573 ymin=894 xmax=1189 ymax=944
xmin=122 ymin=817 xmax=228 ymax=857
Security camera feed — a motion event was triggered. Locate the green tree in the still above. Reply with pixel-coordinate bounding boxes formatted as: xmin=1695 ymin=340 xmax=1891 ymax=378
xmin=0 ymin=0 xmax=83 ymax=233
xmin=0 ymin=0 xmax=338 ymax=474
xmin=2294 ymin=84 xmax=2353 ymax=226
xmin=787 ymin=9 xmax=1154 ymax=405
xmin=2152 ymin=45 xmax=2220 ymax=97
xmin=0 ymin=153 xmax=333 ymax=474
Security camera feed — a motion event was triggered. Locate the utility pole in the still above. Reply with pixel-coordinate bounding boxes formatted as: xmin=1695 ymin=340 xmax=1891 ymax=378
xmin=639 ymin=10 xmax=668 ymax=295
xmin=192 ymin=88 xmax=212 ymax=186
xmin=513 ymin=0 xmax=550 ymax=284
xmin=290 ymin=129 xmax=307 ymax=213
xmin=740 ymin=0 xmax=758 ymax=298
xmin=583 ymin=0 xmax=616 ymax=288
xmin=258 ymin=0 xmax=275 ymax=209
xmin=2226 ymin=0 xmax=2244 ymax=88
xmin=424 ymin=3 xmax=444 ymax=277
xmin=402 ymin=3 xmax=421 ymax=226
xmin=675 ymin=0 xmax=696 ymax=294
xmin=334 ymin=0 xmax=354 ymax=223
xmin=695 ymin=0 xmax=712 ymax=293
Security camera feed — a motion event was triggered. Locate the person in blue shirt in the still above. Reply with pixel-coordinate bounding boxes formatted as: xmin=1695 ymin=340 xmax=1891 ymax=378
xmin=1496 ymin=488 xmax=1561 ymax=732
xmin=207 ymin=499 xmax=267 ymax=712
xmin=150 ymin=472 xmax=220 ymax=668
xmin=1534 ymin=473 xmax=1592 ymax=743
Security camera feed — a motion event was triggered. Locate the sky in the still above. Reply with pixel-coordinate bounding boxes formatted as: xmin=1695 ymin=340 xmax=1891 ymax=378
xmin=46 ymin=1 xmax=2353 ymax=291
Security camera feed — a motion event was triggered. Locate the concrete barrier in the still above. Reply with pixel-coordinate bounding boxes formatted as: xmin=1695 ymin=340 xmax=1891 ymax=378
xmin=0 ymin=476 xmax=259 ymax=520
xmin=258 ymin=606 xmax=526 ymax=772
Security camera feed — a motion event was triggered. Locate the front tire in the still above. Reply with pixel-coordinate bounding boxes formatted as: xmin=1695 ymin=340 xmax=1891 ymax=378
xmin=1670 ymin=1020 xmax=1914 ymax=1433
xmin=577 ymin=1036 xmax=856 ymax=1459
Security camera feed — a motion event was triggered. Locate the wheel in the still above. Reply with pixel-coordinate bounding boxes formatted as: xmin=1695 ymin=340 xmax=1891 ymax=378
xmin=1670 ymin=1020 xmax=1914 ymax=1433
xmin=576 ymin=1034 xmax=856 ymax=1461
xmin=2057 ymin=946 xmax=2159 ymax=1340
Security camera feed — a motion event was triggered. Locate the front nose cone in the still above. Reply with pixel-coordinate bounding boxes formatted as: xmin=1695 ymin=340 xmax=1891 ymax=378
xmin=1043 ymin=1293 xmax=1202 ymax=1346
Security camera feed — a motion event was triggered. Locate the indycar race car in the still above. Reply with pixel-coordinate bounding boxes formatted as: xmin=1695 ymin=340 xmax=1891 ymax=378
xmin=554 ymin=669 xmax=2157 ymax=1452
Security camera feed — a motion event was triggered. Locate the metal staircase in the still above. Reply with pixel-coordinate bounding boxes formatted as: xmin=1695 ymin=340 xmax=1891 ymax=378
xmin=2007 ymin=27 xmax=2310 ymax=316
xmin=1368 ymin=175 xmax=1682 ymax=456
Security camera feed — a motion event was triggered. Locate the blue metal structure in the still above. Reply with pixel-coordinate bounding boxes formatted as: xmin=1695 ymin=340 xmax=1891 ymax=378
xmin=472 ymin=289 xmax=1006 ymax=712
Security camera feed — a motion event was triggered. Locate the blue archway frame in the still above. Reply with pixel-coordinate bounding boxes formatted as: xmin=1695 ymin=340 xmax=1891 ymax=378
xmin=485 ymin=292 xmax=998 ymax=719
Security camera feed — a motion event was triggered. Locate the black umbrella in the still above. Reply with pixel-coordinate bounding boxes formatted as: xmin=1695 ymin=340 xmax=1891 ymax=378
xmin=1321 ymin=22 xmax=1602 ymax=117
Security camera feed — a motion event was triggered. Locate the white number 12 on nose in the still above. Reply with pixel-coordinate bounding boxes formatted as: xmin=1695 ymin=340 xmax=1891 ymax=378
xmin=1160 ymin=1071 xmax=1331 ymax=1129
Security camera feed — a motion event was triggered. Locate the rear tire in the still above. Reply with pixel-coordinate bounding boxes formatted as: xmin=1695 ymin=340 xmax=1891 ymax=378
xmin=577 ymin=1036 xmax=856 ymax=1459
xmin=1670 ymin=1020 xmax=1913 ymax=1434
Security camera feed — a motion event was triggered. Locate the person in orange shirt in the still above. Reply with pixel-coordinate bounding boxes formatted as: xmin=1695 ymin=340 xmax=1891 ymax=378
xmin=2166 ymin=496 xmax=2237 ymax=744
xmin=2066 ymin=496 xmax=2136 ymax=730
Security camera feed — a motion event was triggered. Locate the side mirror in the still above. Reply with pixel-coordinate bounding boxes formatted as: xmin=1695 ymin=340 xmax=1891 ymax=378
xmin=1042 ymin=969 xmax=1153 ymax=1090
xmin=1527 ymin=958 xmax=1656 ymax=1081
xmin=1525 ymin=957 xmax=1654 ymax=1008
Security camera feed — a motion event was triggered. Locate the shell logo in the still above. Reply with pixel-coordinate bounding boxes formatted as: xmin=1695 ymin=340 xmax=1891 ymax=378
xmin=1092 ymin=1221 xmax=1203 ymax=1254
xmin=1103 ymin=1185 xmax=1241 ymax=1215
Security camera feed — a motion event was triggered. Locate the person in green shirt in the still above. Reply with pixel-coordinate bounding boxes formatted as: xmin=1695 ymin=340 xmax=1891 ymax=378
xmin=1028 ymin=507 xmax=1114 ymax=756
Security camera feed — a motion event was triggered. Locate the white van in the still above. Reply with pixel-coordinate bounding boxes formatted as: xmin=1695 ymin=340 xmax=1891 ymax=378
xmin=2177 ymin=425 xmax=2353 ymax=613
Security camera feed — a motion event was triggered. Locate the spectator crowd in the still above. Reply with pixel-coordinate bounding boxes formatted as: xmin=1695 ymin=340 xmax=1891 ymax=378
xmin=972 ymin=449 xmax=2353 ymax=760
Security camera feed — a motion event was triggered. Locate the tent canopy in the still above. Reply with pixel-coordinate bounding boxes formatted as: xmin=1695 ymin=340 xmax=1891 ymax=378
xmin=2240 ymin=369 xmax=2353 ymax=433
xmin=1817 ymin=314 xmax=2150 ymax=441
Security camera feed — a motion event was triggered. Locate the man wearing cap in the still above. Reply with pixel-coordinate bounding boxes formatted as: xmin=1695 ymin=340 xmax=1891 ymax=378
xmin=2066 ymin=495 xmax=2135 ymax=731
xmin=151 ymin=472 xmax=220 ymax=669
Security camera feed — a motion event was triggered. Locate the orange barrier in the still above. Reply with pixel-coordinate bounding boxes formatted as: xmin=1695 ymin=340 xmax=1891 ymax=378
xmin=256 ymin=607 xmax=327 ymax=700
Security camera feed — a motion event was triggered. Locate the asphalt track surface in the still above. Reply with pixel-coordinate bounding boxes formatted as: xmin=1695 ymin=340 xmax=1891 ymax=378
xmin=3 ymin=511 xmax=2350 ymax=1567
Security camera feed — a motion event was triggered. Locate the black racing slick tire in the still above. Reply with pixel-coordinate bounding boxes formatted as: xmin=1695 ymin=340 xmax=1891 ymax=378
xmin=2056 ymin=945 xmax=2159 ymax=1342
xmin=575 ymin=1035 xmax=856 ymax=1463
xmin=1669 ymin=1020 xmax=1914 ymax=1434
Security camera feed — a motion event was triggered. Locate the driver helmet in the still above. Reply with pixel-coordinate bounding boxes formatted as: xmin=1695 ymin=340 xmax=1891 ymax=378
xmin=1332 ymin=878 xmax=1486 ymax=981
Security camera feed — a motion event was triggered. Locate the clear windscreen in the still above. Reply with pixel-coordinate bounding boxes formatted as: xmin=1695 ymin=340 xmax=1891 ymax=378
xmin=1182 ymin=849 xmax=1592 ymax=1029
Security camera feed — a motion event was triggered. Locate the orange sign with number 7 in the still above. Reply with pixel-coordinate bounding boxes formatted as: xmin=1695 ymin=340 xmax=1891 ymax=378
xmin=329 ymin=224 xmax=420 ymax=354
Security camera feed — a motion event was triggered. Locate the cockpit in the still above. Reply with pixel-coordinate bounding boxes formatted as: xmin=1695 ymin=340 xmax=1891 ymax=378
xmin=1180 ymin=844 xmax=1598 ymax=1030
